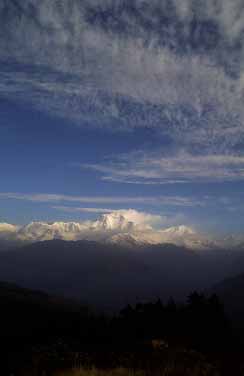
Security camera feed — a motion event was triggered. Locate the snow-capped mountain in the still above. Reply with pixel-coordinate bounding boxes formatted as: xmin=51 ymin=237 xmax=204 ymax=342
xmin=91 ymin=212 xmax=135 ymax=232
xmin=0 ymin=223 xmax=19 ymax=239
xmin=1 ymin=210 xmax=243 ymax=251
xmin=0 ymin=223 xmax=19 ymax=233
xmin=161 ymin=225 xmax=196 ymax=236
xmin=157 ymin=225 xmax=218 ymax=250
xmin=108 ymin=225 xmax=216 ymax=250
xmin=10 ymin=212 xmax=148 ymax=244
xmin=16 ymin=221 xmax=88 ymax=242
xmin=0 ymin=210 xmax=221 ymax=250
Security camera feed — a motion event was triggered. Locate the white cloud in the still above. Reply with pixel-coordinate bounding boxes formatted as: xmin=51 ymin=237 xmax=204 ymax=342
xmin=0 ymin=192 xmax=153 ymax=204
xmin=1 ymin=1 xmax=244 ymax=153
xmin=83 ymin=151 xmax=244 ymax=184
xmin=0 ymin=192 xmax=202 ymax=207
xmin=52 ymin=206 xmax=166 ymax=227
xmin=110 ymin=209 xmax=164 ymax=228
xmin=52 ymin=206 xmax=119 ymax=214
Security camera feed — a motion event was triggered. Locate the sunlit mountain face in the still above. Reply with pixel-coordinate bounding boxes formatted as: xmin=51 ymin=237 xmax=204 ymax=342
xmin=0 ymin=211 xmax=244 ymax=251
xmin=1 ymin=211 xmax=201 ymax=249
xmin=1 ymin=1 xmax=244 ymax=245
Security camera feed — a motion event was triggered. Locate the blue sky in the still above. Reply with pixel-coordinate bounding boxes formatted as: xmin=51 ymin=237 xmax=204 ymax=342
xmin=1 ymin=0 xmax=244 ymax=234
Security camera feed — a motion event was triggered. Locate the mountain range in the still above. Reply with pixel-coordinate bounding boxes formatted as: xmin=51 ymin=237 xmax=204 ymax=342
xmin=1 ymin=211 xmax=244 ymax=310
xmin=0 ymin=211 xmax=242 ymax=251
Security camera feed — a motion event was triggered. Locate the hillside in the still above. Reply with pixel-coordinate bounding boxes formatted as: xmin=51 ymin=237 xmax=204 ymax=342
xmin=0 ymin=239 xmax=243 ymax=310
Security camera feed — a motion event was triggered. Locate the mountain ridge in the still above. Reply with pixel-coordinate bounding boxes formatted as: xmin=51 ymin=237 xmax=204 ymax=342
xmin=0 ymin=238 xmax=243 ymax=310
xmin=0 ymin=211 xmax=215 ymax=250
xmin=1 ymin=211 xmax=243 ymax=251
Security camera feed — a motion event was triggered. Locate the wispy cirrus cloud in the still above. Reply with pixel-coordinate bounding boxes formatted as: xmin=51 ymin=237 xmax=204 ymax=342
xmin=52 ymin=206 xmax=119 ymax=214
xmin=82 ymin=151 xmax=244 ymax=184
xmin=0 ymin=191 xmax=203 ymax=207
xmin=1 ymin=1 xmax=244 ymax=153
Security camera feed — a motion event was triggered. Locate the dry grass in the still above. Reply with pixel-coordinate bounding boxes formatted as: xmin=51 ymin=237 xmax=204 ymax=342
xmin=55 ymin=368 xmax=145 ymax=376
xmin=54 ymin=364 xmax=219 ymax=376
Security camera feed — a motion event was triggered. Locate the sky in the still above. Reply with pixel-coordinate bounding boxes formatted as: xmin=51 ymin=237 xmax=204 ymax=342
xmin=1 ymin=0 xmax=244 ymax=234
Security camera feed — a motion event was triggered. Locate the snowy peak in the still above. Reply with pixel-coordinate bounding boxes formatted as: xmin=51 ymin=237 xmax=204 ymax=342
xmin=158 ymin=225 xmax=214 ymax=250
xmin=0 ymin=223 xmax=19 ymax=240
xmin=162 ymin=225 xmax=196 ymax=236
xmin=0 ymin=223 xmax=19 ymax=233
xmin=17 ymin=221 xmax=86 ymax=242
xmin=91 ymin=212 xmax=134 ymax=232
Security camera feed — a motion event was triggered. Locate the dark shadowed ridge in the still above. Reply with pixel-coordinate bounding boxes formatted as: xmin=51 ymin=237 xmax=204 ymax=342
xmin=210 ymin=272 xmax=244 ymax=326
xmin=0 ymin=279 xmax=88 ymax=312
xmin=1 ymin=239 xmax=244 ymax=311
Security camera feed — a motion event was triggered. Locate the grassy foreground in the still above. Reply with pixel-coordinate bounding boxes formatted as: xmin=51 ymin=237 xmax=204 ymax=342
xmin=54 ymin=364 xmax=219 ymax=376
xmin=55 ymin=368 xmax=145 ymax=376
